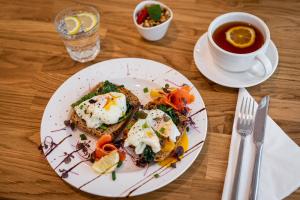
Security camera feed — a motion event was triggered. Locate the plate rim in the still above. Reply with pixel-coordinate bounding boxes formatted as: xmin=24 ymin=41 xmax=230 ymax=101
xmin=40 ymin=57 xmax=208 ymax=197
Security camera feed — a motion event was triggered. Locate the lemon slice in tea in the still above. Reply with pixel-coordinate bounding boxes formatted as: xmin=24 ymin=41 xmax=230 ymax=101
xmin=225 ymin=26 xmax=256 ymax=48
xmin=64 ymin=16 xmax=81 ymax=35
xmin=92 ymin=150 xmax=119 ymax=174
xmin=77 ymin=12 xmax=97 ymax=32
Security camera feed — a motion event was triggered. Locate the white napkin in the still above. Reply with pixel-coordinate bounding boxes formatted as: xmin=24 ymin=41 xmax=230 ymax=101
xmin=222 ymin=88 xmax=300 ymax=200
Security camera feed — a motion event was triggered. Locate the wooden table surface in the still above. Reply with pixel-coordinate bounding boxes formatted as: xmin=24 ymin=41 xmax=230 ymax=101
xmin=0 ymin=0 xmax=299 ymax=199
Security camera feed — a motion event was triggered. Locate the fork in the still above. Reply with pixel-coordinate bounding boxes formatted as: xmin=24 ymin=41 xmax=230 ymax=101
xmin=231 ymin=97 xmax=255 ymax=200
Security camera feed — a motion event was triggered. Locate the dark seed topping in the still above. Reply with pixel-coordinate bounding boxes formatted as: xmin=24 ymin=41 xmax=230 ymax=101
xmin=174 ymin=146 xmax=184 ymax=159
xmin=64 ymin=120 xmax=71 ymax=126
xmin=163 ymin=114 xmax=170 ymax=122
xmin=89 ymin=99 xmax=97 ymax=104
xmin=70 ymin=122 xmax=76 ymax=131
xmin=90 ymin=151 xmax=96 ymax=163
xmin=171 ymin=163 xmax=176 ymax=168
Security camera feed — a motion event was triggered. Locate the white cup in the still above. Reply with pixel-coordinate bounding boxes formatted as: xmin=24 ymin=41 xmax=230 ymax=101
xmin=133 ymin=0 xmax=173 ymax=41
xmin=208 ymin=12 xmax=272 ymax=76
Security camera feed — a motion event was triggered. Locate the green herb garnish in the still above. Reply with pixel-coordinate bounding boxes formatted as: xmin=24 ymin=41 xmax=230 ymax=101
xmin=143 ymin=87 xmax=149 ymax=93
xmin=112 ymin=171 xmax=116 ymax=181
xmin=117 ymin=160 xmax=123 ymax=168
xmin=142 ymin=145 xmax=155 ymax=163
xmin=159 ymin=127 xmax=165 ymax=133
xmin=157 ymin=105 xmax=179 ymax=125
xmin=80 ymin=134 xmax=87 ymax=140
xmin=99 ymin=80 xmax=119 ymax=94
xmin=117 ymin=102 xmax=132 ymax=122
xmin=98 ymin=124 xmax=108 ymax=131
xmin=147 ymin=4 xmax=161 ymax=21
xmin=154 ymin=174 xmax=160 ymax=178
xmin=142 ymin=122 xmax=149 ymax=129
xmin=154 ymin=130 xmax=161 ymax=138
xmin=72 ymin=92 xmax=97 ymax=107
xmin=135 ymin=110 xmax=148 ymax=119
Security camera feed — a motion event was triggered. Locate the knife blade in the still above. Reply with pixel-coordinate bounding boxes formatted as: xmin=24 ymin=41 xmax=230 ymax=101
xmin=250 ymin=96 xmax=270 ymax=200
xmin=253 ymin=96 xmax=270 ymax=144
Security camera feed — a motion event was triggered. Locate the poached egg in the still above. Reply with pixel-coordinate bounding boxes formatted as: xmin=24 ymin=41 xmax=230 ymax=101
xmin=124 ymin=109 xmax=181 ymax=155
xmin=74 ymin=92 xmax=127 ymax=128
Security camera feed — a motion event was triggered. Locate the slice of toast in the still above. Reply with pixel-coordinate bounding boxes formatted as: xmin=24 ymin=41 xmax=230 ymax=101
xmin=71 ymin=82 xmax=140 ymax=139
xmin=143 ymin=99 xmax=188 ymax=162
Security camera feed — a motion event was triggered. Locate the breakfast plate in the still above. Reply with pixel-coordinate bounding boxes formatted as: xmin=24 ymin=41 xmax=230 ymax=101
xmin=193 ymin=32 xmax=279 ymax=88
xmin=40 ymin=58 xmax=207 ymax=197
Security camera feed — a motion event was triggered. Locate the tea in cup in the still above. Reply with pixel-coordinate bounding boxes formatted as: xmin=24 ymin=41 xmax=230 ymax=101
xmin=207 ymin=12 xmax=272 ymax=76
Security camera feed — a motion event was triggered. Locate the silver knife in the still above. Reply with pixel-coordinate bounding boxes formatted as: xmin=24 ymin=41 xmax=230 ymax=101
xmin=250 ymin=96 xmax=270 ymax=200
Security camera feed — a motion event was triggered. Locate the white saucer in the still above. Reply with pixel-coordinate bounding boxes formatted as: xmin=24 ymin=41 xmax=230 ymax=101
xmin=193 ymin=32 xmax=279 ymax=88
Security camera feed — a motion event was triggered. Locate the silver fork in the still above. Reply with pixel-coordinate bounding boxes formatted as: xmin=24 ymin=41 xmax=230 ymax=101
xmin=231 ymin=97 xmax=255 ymax=200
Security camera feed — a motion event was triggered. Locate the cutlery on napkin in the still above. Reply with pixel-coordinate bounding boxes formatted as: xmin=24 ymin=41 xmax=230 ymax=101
xmin=222 ymin=88 xmax=300 ymax=200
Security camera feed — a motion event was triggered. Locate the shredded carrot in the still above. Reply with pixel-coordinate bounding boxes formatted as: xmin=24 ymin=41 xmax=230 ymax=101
xmin=118 ymin=150 xmax=126 ymax=161
xmin=157 ymin=85 xmax=195 ymax=112
xmin=96 ymin=134 xmax=112 ymax=148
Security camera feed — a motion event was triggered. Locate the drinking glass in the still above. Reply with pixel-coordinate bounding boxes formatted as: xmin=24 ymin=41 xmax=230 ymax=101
xmin=55 ymin=5 xmax=100 ymax=63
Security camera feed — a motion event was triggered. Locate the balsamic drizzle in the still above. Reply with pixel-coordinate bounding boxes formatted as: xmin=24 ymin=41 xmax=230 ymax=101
xmin=39 ymin=134 xmax=72 ymax=157
xmin=50 ymin=127 xmax=67 ymax=133
xmin=60 ymin=159 xmax=90 ymax=179
xmin=122 ymin=140 xmax=205 ymax=197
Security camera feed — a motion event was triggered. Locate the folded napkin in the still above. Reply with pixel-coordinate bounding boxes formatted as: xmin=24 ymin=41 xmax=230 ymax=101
xmin=222 ymin=88 xmax=300 ymax=200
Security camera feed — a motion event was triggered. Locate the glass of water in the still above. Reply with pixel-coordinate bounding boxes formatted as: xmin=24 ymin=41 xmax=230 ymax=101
xmin=55 ymin=5 xmax=100 ymax=63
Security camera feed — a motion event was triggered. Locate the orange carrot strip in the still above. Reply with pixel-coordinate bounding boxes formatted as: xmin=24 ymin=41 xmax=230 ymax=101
xmin=95 ymin=144 xmax=117 ymax=159
xmin=118 ymin=150 xmax=126 ymax=161
xmin=96 ymin=134 xmax=112 ymax=148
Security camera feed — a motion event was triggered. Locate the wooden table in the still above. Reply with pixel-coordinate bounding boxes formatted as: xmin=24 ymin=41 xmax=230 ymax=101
xmin=0 ymin=0 xmax=299 ymax=199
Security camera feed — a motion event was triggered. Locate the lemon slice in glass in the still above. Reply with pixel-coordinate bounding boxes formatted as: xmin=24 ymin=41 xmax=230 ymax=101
xmin=64 ymin=16 xmax=81 ymax=35
xmin=92 ymin=150 xmax=119 ymax=174
xmin=77 ymin=12 xmax=97 ymax=32
xmin=225 ymin=26 xmax=256 ymax=48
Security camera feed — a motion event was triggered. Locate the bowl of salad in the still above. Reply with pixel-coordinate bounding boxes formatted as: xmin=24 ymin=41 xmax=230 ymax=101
xmin=133 ymin=0 xmax=173 ymax=41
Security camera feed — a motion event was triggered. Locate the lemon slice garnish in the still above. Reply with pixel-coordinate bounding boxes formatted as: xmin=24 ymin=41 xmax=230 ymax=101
xmin=77 ymin=12 xmax=97 ymax=32
xmin=64 ymin=16 xmax=81 ymax=35
xmin=92 ymin=150 xmax=119 ymax=174
xmin=225 ymin=26 xmax=256 ymax=48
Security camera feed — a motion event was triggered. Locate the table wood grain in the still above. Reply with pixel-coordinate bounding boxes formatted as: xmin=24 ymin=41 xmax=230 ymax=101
xmin=0 ymin=0 xmax=299 ymax=199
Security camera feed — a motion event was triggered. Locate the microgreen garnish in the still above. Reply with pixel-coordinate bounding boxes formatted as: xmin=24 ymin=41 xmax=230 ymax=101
xmin=80 ymin=134 xmax=87 ymax=140
xmin=143 ymin=87 xmax=149 ymax=93
xmin=142 ymin=122 xmax=149 ymax=129
xmin=117 ymin=160 xmax=123 ymax=168
xmin=112 ymin=171 xmax=116 ymax=181
xmin=154 ymin=174 xmax=160 ymax=178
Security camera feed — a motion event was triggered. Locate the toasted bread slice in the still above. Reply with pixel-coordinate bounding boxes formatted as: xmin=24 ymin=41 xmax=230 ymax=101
xmin=71 ymin=82 xmax=140 ymax=139
xmin=143 ymin=99 xmax=188 ymax=162
xmin=123 ymin=98 xmax=188 ymax=162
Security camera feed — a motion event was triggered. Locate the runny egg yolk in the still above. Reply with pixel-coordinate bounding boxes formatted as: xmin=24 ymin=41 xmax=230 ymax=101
xmin=158 ymin=131 xmax=189 ymax=167
xmin=146 ymin=131 xmax=153 ymax=138
xmin=104 ymin=94 xmax=118 ymax=111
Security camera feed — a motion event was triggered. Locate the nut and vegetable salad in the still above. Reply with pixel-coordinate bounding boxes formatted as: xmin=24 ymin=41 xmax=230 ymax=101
xmin=136 ymin=4 xmax=171 ymax=28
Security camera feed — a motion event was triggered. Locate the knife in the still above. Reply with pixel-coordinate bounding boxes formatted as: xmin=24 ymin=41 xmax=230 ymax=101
xmin=250 ymin=96 xmax=270 ymax=200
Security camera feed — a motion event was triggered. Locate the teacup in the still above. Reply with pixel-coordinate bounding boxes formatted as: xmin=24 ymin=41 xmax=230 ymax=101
xmin=207 ymin=12 xmax=272 ymax=76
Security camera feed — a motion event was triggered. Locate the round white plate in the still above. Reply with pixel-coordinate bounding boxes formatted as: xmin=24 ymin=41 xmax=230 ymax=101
xmin=40 ymin=58 xmax=207 ymax=197
xmin=193 ymin=32 xmax=279 ymax=88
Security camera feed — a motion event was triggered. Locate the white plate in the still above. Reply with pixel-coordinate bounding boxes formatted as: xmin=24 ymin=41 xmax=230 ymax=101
xmin=193 ymin=32 xmax=279 ymax=88
xmin=40 ymin=58 xmax=207 ymax=197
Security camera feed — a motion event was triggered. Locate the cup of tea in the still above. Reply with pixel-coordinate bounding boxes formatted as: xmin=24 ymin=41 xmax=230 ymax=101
xmin=207 ymin=12 xmax=272 ymax=76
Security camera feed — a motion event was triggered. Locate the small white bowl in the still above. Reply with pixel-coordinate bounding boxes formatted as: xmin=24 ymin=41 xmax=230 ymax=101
xmin=133 ymin=0 xmax=173 ymax=41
